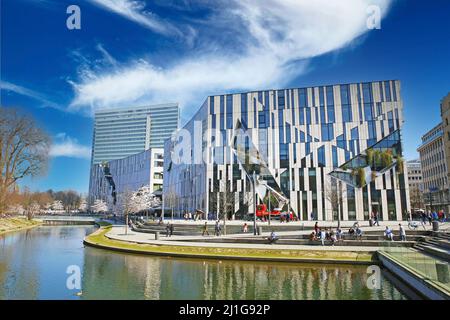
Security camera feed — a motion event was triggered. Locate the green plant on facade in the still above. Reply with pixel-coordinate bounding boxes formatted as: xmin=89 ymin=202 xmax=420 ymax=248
xmin=396 ymin=156 xmax=404 ymax=174
xmin=357 ymin=167 xmax=366 ymax=187
xmin=380 ymin=150 xmax=393 ymax=168
xmin=373 ymin=150 xmax=382 ymax=168
xmin=371 ymin=171 xmax=378 ymax=181
xmin=366 ymin=149 xmax=374 ymax=167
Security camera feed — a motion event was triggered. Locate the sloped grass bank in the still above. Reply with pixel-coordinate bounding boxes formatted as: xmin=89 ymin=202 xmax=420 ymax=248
xmin=84 ymin=226 xmax=376 ymax=264
xmin=0 ymin=217 xmax=42 ymax=235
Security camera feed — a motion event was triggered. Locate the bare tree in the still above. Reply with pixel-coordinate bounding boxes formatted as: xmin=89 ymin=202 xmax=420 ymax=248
xmin=164 ymin=187 xmax=177 ymax=221
xmin=324 ymin=177 xmax=346 ymax=228
xmin=118 ymin=189 xmax=140 ymax=235
xmin=209 ymin=179 xmax=236 ymax=234
xmin=0 ymin=108 xmax=51 ymax=213
xmin=409 ymin=186 xmax=424 ymax=212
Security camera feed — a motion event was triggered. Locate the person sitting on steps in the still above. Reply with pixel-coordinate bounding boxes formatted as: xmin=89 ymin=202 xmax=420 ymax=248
xmin=268 ymin=231 xmax=279 ymax=244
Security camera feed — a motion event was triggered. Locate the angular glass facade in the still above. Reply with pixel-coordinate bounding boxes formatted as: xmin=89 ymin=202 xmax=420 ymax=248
xmin=163 ymin=80 xmax=410 ymax=221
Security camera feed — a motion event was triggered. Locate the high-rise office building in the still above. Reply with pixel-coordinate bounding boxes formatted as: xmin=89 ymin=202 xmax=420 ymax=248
xmin=89 ymin=104 xmax=179 ymax=205
xmin=163 ymin=80 xmax=410 ymax=221
xmin=91 ymin=103 xmax=179 ymax=165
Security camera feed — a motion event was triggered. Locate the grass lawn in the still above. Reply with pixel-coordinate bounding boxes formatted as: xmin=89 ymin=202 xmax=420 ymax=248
xmin=0 ymin=217 xmax=42 ymax=235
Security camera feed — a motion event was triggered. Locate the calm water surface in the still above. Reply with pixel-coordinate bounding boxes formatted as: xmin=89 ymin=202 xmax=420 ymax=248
xmin=0 ymin=226 xmax=407 ymax=300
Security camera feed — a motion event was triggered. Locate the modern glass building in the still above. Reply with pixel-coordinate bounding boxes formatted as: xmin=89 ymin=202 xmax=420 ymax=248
xmin=91 ymin=103 xmax=179 ymax=165
xmin=163 ymin=80 xmax=410 ymax=221
xmin=89 ymin=148 xmax=164 ymax=206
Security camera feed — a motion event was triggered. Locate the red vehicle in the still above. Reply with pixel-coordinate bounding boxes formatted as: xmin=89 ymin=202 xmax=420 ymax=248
xmin=256 ymin=204 xmax=283 ymax=218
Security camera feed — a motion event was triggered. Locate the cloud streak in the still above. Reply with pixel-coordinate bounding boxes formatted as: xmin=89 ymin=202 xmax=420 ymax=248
xmin=0 ymin=80 xmax=63 ymax=111
xmin=49 ymin=133 xmax=91 ymax=160
xmin=70 ymin=0 xmax=392 ymax=117
xmin=88 ymin=0 xmax=181 ymax=36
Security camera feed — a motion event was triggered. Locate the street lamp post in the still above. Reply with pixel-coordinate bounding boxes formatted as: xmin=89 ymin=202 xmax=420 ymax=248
xmin=253 ymin=171 xmax=257 ymax=235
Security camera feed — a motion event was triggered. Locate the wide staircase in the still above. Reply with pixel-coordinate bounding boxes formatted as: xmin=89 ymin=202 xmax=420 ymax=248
xmin=414 ymin=231 xmax=450 ymax=262
xmin=132 ymin=221 xmax=304 ymax=235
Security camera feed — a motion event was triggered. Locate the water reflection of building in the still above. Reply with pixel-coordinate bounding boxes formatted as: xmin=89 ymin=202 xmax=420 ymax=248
xmin=79 ymin=250 xmax=406 ymax=300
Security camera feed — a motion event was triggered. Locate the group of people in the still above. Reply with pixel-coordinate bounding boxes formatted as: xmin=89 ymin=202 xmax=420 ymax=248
xmin=182 ymin=212 xmax=193 ymax=221
xmin=201 ymin=221 xmax=250 ymax=236
xmin=279 ymin=211 xmax=296 ymax=223
xmin=420 ymin=210 xmax=447 ymax=225
xmin=384 ymin=224 xmax=407 ymax=241
xmin=309 ymin=222 xmax=347 ymax=246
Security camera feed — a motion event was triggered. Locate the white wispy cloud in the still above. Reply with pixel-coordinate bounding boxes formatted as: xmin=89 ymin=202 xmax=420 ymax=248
xmin=49 ymin=133 xmax=91 ymax=160
xmin=88 ymin=0 xmax=181 ymax=36
xmin=0 ymin=80 xmax=63 ymax=110
xmin=70 ymin=0 xmax=392 ymax=117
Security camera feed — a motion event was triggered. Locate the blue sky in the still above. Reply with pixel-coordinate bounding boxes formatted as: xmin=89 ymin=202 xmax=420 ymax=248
xmin=1 ymin=0 xmax=449 ymax=194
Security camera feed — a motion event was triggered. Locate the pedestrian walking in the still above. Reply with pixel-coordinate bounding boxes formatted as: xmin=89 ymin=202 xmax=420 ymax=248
xmin=242 ymin=223 xmax=248 ymax=233
xmin=399 ymin=223 xmax=406 ymax=241
xmin=215 ymin=220 xmax=221 ymax=236
xmin=166 ymin=222 xmax=170 ymax=237
xmin=202 ymin=222 xmax=209 ymax=236
xmin=319 ymin=228 xmax=326 ymax=246
xmin=170 ymin=223 xmax=174 ymax=237
xmin=373 ymin=211 xmax=380 ymax=226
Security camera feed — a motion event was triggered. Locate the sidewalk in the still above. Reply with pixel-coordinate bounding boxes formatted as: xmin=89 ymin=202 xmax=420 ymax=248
xmin=105 ymin=226 xmax=382 ymax=252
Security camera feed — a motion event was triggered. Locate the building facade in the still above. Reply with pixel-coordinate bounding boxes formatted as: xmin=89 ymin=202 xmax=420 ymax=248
xmin=91 ymin=103 xmax=179 ymax=165
xmin=163 ymin=80 xmax=410 ymax=221
xmin=406 ymin=159 xmax=423 ymax=191
xmin=406 ymin=159 xmax=424 ymax=211
xmin=418 ymin=123 xmax=450 ymax=212
xmin=89 ymin=148 xmax=164 ymax=205
xmin=441 ymin=93 xmax=450 ymax=194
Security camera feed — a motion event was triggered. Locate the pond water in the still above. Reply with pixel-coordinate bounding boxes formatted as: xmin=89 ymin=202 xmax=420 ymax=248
xmin=0 ymin=226 xmax=408 ymax=300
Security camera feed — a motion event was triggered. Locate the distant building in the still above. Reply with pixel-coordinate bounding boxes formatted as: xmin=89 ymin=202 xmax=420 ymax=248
xmin=406 ymin=159 xmax=423 ymax=191
xmin=417 ymin=123 xmax=449 ymax=212
xmin=90 ymin=104 xmax=179 ymax=165
xmin=406 ymin=159 xmax=424 ymax=211
xmin=88 ymin=104 xmax=179 ymax=206
xmin=89 ymin=148 xmax=164 ymax=205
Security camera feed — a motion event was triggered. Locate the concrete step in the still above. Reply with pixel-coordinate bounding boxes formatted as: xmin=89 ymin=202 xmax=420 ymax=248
xmin=425 ymin=238 xmax=450 ymax=250
xmin=414 ymin=243 xmax=450 ymax=262
xmin=176 ymin=237 xmax=415 ymax=247
xmin=435 ymin=233 xmax=450 ymax=240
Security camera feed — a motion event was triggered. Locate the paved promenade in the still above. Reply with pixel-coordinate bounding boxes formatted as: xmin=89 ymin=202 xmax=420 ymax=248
xmin=103 ymin=225 xmax=404 ymax=252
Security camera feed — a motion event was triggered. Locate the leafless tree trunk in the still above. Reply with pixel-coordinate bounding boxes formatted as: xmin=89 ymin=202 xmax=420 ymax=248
xmin=324 ymin=177 xmax=346 ymax=228
xmin=0 ymin=108 xmax=50 ymax=213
